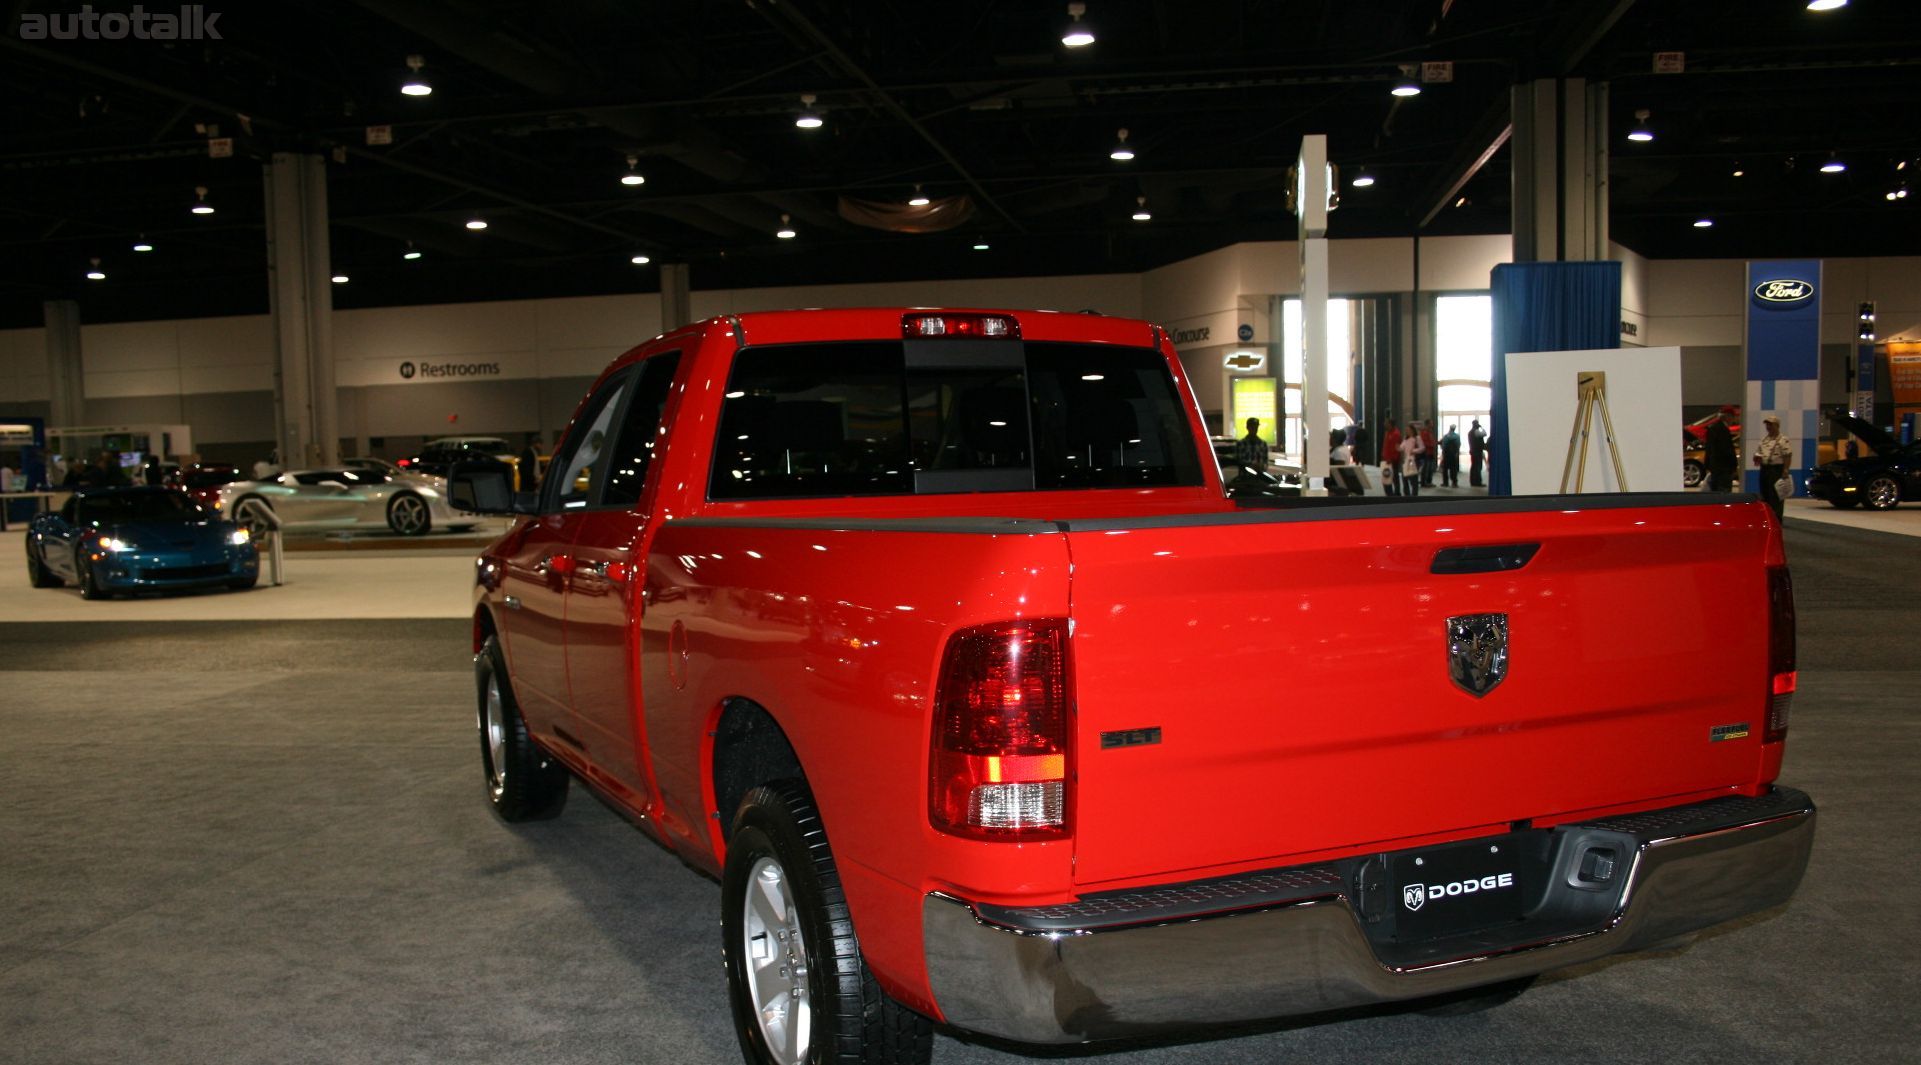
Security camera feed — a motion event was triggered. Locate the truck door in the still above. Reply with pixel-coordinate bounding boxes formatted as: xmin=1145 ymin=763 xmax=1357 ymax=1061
xmin=496 ymin=368 xmax=634 ymax=739
xmin=564 ymin=351 xmax=682 ymax=811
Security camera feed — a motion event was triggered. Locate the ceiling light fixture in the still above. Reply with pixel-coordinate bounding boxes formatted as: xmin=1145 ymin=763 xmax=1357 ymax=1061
xmin=465 ymin=218 xmax=488 ymax=230
xmin=1351 ymin=168 xmax=1376 ymax=188
xmin=1061 ymin=2 xmax=1095 ymax=47
xmin=1131 ymin=196 xmax=1151 ymax=221
xmin=620 ymin=155 xmax=645 ymax=187
xmin=1453 ymin=196 xmax=1469 ymax=208
xmin=1109 ymin=128 xmax=1135 ymax=161
xmin=1731 ymin=162 xmax=1745 ymax=177
xmin=331 ymin=274 xmax=349 ymax=284
xmin=1693 ymin=218 xmax=1714 ymax=228
xmin=795 ymin=93 xmax=824 ymax=130
xmin=132 ymin=237 xmax=154 ymax=252
xmin=401 ymin=54 xmax=432 ymax=97
xmin=972 ymin=242 xmax=990 ymax=251
xmin=1887 ymin=185 xmax=1909 ymax=201
xmin=630 ymin=254 xmax=651 ymax=265
xmin=190 ymin=186 xmax=214 ymax=214
xmin=85 ymin=257 xmax=106 ymax=281
xmin=1820 ymin=154 xmax=1846 ymax=173
xmin=907 ymin=185 xmax=931 ymax=207
xmin=402 ymin=242 xmax=422 ymax=260
xmin=1627 ymin=109 xmax=1654 ymax=143
xmin=1390 ymin=65 xmax=1422 ymax=98
xmin=1806 ymin=0 xmax=1847 ymax=11
xmin=775 ymin=214 xmax=796 ymax=239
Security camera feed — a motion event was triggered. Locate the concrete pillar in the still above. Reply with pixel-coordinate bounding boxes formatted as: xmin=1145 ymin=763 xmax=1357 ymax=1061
xmin=263 ymin=152 xmax=339 ymax=468
xmin=1511 ymin=79 xmax=1609 ymax=264
xmin=43 ymin=299 xmax=85 ymax=426
xmin=660 ymin=262 xmax=692 ymax=331
xmin=1297 ymin=135 xmax=1331 ymax=494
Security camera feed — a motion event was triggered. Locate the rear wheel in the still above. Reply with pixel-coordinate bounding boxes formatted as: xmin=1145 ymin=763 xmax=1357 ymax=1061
xmin=1683 ymin=458 xmax=1706 ymax=488
xmin=387 ymin=492 xmax=431 ymax=536
xmin=723 ymin=783 xmax=932 ymax=1065
xmin=233 ymin=496 xmax=275 ymax=541
xmin=476 ymin=635 xmax=567 ymax=820
xmin=1864 ymin=475 xmax=1901 ymax=510
xmin=26 ymin=536 xmax=62 ymax=587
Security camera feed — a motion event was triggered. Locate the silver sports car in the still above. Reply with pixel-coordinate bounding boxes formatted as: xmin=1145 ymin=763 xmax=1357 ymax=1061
xmin=213 ymin=467 xmax=471 ymax=537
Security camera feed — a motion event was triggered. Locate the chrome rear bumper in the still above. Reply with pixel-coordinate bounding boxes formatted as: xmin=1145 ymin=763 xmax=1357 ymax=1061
xmin=923 ymin=787 xmax=1814 ymax=1044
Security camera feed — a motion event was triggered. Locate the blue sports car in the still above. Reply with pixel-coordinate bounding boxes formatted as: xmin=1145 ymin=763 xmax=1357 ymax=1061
xmin=25 ymin=486 xmax=259 ymax=599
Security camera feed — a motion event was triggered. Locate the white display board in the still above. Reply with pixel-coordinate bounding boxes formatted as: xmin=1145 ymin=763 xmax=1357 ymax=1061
xmin=1502 ymin=346 xmax=1682 ymax=495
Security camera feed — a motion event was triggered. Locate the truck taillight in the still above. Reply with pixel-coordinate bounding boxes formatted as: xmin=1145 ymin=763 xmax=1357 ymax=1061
xmin=1766 ymin=565 xmax=1796 ymax=743
xmin=902 ymin=312 xmax=1020 ymax=339
xmin=930 ymin=620 xmax=1070 ymax=841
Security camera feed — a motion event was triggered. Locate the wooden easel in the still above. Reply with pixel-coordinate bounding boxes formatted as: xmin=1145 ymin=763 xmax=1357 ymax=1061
xmin=1559 ymin=370 xmax=1629 ymax=493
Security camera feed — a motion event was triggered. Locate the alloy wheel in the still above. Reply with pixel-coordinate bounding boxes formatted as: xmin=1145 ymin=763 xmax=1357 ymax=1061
xmin=741 ymin=855 xmax=811 ymax=1065
xmin=1867 ymin=477 xmax=1899 ymax=510
xmin=391 ymin=495 xmax=428 ymax=535
xmin=483 ymin=673 xmax=507 ymax=799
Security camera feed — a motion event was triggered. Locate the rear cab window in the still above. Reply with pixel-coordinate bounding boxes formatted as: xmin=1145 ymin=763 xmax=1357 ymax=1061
xmin=709 ymin=340 xmax=1202 ymax=500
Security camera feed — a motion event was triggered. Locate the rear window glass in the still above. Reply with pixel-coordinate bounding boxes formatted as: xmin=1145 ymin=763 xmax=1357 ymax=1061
xmin=709 ymin=340 xmax=1201 ymax=500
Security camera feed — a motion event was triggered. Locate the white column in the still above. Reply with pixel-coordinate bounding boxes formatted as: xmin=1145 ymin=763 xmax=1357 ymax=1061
xmin=1297 ymin=135 xmax=1331 ymax=495
xmin=264 ymin=152 xmax=339 ymax=467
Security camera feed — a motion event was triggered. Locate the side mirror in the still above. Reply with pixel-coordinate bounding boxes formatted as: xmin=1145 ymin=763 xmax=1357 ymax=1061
xmin=450 ymin=461 xmax=534 ymax=515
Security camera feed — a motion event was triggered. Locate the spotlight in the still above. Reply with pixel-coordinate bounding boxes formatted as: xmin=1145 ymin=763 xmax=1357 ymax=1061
xmin=1061 ymin=2 xmax=1094 ymax=47
xmin=1109 ymin=128 xmax=1135 ymax=161
xmin=1390 ymin=65 xmax=1421 ymax=97
xmin=908 ymin=185 xmax=931 ymax=207
xmin=190 ymin=186 xmax=215 ymax=214
xmin=1806 ymin=0 xmax=1847 ymax=10
xmin=331 ymin=274 xmax=349 ymax=284
xmin=775 ymin=213 xmax=796 ymax=239
xmin=1732 ymin=163 xmax=1745 ymax=177
xmin=1820 ymin=154 xmax=1846 ymax=174
xmin=1627 ymin=110 xmax=1654 ymax=143
xmin=972 ymin=242 xmax=990 ymax=251
xmin=1858 ymin=301 xmax=1876 ymax=340
xmin=795 ymin=94 xmax=824 ymax=130
xmin=630 ymin=254 xmax=651 ymax=265
xmin=85 ymin=257 xmax=106 ymax=281
xmin=465 ymin=219 xmax=488 ymax=230
xmin=620 ymin=155 xmax=645 ymax=187
xmin=402 ymin=243 xmax=422 ymax=260
xmin=1131 ymin=196 xmax=1151 ymax=221
xmin=1351 ymin=168 xmax=1376 ymax=188
xmin=132 ymin=238 xmax=154 ymax=252
xmin=401 ymin=54 xmax=432 ymax=97
xmin=1693 ymin=218 xmax=1714 ymax=228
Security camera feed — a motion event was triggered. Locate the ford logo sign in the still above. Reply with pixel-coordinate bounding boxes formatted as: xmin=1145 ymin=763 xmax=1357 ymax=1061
xmin=1754 ymin=279 xmax=1813 ymax=303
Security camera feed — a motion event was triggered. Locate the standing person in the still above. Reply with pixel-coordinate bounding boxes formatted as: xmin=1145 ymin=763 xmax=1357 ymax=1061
xmin=1440 ymin=424 xmax=1462 ymax=487
xmin=1234 ymin=417 xmax=1268 ymax=474
xmin=1397 ymin=425 xmax=1425 ymax=498
xmin=1467 ymin=419 xmax=1487 ymax=487
xmin=1381 ymin=419 xmax=1403 ymax=496
xmin=1417 ymin=420 xmax=1437 ymax=486
xmin=1754 ymin=415 xmax=1793 ymax=519
xmin=519 ymin=434 xmax=544 ymax=493
xmin=92 ymin=451 xmax=128 ymax=486
xmin=1705 ymin=406 xmax=1738 ymax=492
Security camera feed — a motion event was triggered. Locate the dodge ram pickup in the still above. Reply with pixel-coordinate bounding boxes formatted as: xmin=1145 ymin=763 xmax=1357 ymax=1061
xmin=451 ymin=307 xmax=1814 ymax=1065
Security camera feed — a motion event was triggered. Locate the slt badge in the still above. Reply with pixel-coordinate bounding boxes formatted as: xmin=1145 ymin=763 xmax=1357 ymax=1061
xmin=1447 ymin=613 xmax=1509 ymax=696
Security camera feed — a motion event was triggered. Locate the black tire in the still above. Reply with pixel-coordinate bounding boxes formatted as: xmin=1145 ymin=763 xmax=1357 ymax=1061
xmin=1828 ymin=498 xmax=1859 ymax=509
xmin=723 ymin=782 xmax=932 ymax=1065
xmin=1415 ymin=975 xmax=1536 ymax=1017
xmin=26 ymin=536 xmax=62 ymax=588
xmin=1863 ymin=475 xmax=1901 ymax=511
xmin=387 ymin=491 xmax=432 ymax=536
xmin=1683 ymin=458 xmax=1706 ymax=488
xmin=76 ymin=549 xmax=110 ymax=600
xmin=475 ymin=635 xmax=568 ymax=820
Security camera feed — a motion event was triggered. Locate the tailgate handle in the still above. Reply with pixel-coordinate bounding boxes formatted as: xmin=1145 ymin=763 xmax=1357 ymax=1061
xmin=1431 ymin=543 xmax=1540 ymax=575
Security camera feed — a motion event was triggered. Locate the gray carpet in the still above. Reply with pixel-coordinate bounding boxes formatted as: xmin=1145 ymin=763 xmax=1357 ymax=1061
xmin=0 ymin=522 xmax=1914 ymax=1064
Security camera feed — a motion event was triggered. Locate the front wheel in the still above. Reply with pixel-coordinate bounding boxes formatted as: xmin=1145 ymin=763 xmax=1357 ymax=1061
xmin=387 ymin=492 xmax=431 ymax=536
xmin=76 ymin=550 xmax=110 ymax=600
xmin=1864 ymin=475 xmax=1901 ymax=510
xmin=1683 ymin=458 xmax=1706 ymax=488
xmin=476 ymin=635 xmax=567 ymax=820
xmin=723 ymin=783 xmax=932 ymax=1065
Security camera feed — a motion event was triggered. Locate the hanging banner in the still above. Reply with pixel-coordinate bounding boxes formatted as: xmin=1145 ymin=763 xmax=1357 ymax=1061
xmin=1889 ymin=341 xmax=1921 ymax=426
xmin=1744 ymin=259 xmax=1822 ymax=492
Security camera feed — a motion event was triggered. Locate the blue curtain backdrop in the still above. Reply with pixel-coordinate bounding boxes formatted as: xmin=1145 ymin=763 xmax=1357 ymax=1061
xmin=1488 ymin=261 xmax=1622 ymax=496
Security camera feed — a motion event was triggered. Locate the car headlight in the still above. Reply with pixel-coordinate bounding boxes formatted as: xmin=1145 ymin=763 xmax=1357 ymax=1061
xmin=97 ymin=536 xmax=134 ymax=552
xmin=229 ymin=528 xmax=252 ymax=545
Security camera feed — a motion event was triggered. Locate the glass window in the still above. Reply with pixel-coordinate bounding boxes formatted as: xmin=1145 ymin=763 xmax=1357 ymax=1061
xmin=601 ymin=353 xmax=682 ymax=508
xmin=708 ymin=341 xmax=1201 ymax=500
xmin=545 ymin=370 xmax=632 ymax=511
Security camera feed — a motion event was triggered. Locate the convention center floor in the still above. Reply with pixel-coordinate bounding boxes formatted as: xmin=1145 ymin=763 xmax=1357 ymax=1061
xmin=0 ymin=508 xmax=1914 ymax=1065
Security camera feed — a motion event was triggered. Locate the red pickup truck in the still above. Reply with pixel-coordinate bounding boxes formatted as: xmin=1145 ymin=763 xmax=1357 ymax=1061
xmin=451 ymin=308 xmax=1814 ymax=1065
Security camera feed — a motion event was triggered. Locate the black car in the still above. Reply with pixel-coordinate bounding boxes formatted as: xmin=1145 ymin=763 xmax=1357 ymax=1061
xmin=1806 ymin=415 xmax=1920 ymax=511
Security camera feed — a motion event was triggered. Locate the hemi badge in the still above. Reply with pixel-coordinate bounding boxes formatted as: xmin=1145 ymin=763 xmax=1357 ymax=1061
xmin=1101 ymin=727 xmax=1162 ymax=750
xmin=1710 ymin=723 xmax=1751 ymax=743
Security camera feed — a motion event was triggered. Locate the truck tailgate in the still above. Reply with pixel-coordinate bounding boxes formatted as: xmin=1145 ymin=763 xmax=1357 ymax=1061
xmin=1063 ymin=498 xmax=1777 ymax=887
